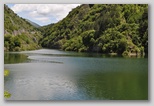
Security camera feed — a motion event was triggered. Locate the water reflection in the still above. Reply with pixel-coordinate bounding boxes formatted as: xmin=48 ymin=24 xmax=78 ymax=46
xmin=77 ymin=71 xmax=148 ymax=100
xmin=4 ymin=53 xmax=28 ymax=64
xmin=4 ymin=49 xmax=148 ymax=100
xmin=4 ymin=63 xmax=87 ymax=100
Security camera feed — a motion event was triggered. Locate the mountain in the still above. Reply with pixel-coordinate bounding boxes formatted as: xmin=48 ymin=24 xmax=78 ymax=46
xmin=39 ymin=23 xmax=54 ymax=38
xmin=26 ymin=19 xmax=41 ymax=28
xmin=4 ymin=5 xmax=42 ymax=51
xmin=40 ymin=4 xmax=148 ymax=56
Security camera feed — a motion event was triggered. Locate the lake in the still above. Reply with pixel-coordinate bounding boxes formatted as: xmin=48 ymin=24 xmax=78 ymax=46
xmin=4 ymin=49 xmax=148 ymax=100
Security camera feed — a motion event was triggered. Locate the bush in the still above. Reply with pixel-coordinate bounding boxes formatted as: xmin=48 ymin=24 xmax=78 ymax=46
xmin=4 ymin=91 xmax=11 ymax=98
xmin=4 ymin=69 xmax=9 ymax=77
xmin=122 ymin=51 xmax=129 ymax=56
xmin=14 ymin=46 xmax=21 ymax=51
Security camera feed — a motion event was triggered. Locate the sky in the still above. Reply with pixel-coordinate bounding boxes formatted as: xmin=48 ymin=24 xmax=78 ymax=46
xmin=6 ymin=4 xmax=81 ymax=26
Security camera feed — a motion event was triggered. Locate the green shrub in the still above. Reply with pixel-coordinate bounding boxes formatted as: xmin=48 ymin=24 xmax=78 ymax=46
xmin=4 ymin=91 xmax=11 ymax=98
xmin=122 ymin=51 xmax=129 ymax=56
xmin=4 ymin=69 xmax=9 ymax=77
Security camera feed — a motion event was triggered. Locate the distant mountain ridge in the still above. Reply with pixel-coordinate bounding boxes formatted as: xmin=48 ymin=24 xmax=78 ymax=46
xmin=26 ymin=19 xmax=41 ymax=28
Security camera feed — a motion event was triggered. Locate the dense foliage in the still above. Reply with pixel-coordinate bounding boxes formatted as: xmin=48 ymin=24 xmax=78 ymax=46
xmin=4 ymin=5 xmax=42 ymax=51
xmin=40 ymin=4 xmax=148 ymax=56
xmin=4 ymin=4 xmax=148 ymax=56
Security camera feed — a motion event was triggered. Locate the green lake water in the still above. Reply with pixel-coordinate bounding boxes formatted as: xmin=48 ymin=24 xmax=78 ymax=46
xmin=4 ymin=49 xmax=148 ymax=100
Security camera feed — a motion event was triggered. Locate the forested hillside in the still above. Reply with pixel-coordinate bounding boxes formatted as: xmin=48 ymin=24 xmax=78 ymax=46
xmin=4 ymin=5 xmax=42 ymax=51
xmin=40 ymin=4 xmax=148 ymax=56
xmin=39 ymin=23 xmax=54 ymax=37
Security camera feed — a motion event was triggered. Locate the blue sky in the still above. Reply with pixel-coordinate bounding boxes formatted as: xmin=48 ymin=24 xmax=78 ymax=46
xmin=6 ymin=4 xmax=80 ymax=26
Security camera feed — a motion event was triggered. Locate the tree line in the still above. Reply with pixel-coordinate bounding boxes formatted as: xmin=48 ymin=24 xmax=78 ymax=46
xmin=4 ymin=4 xmax=148 ymax=56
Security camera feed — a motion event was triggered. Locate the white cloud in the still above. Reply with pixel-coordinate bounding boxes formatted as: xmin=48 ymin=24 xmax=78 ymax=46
xmin=11 ymin=4 xmax=37 ymax=13
xmin=10 ymin=4 xmax=81 ymax=25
